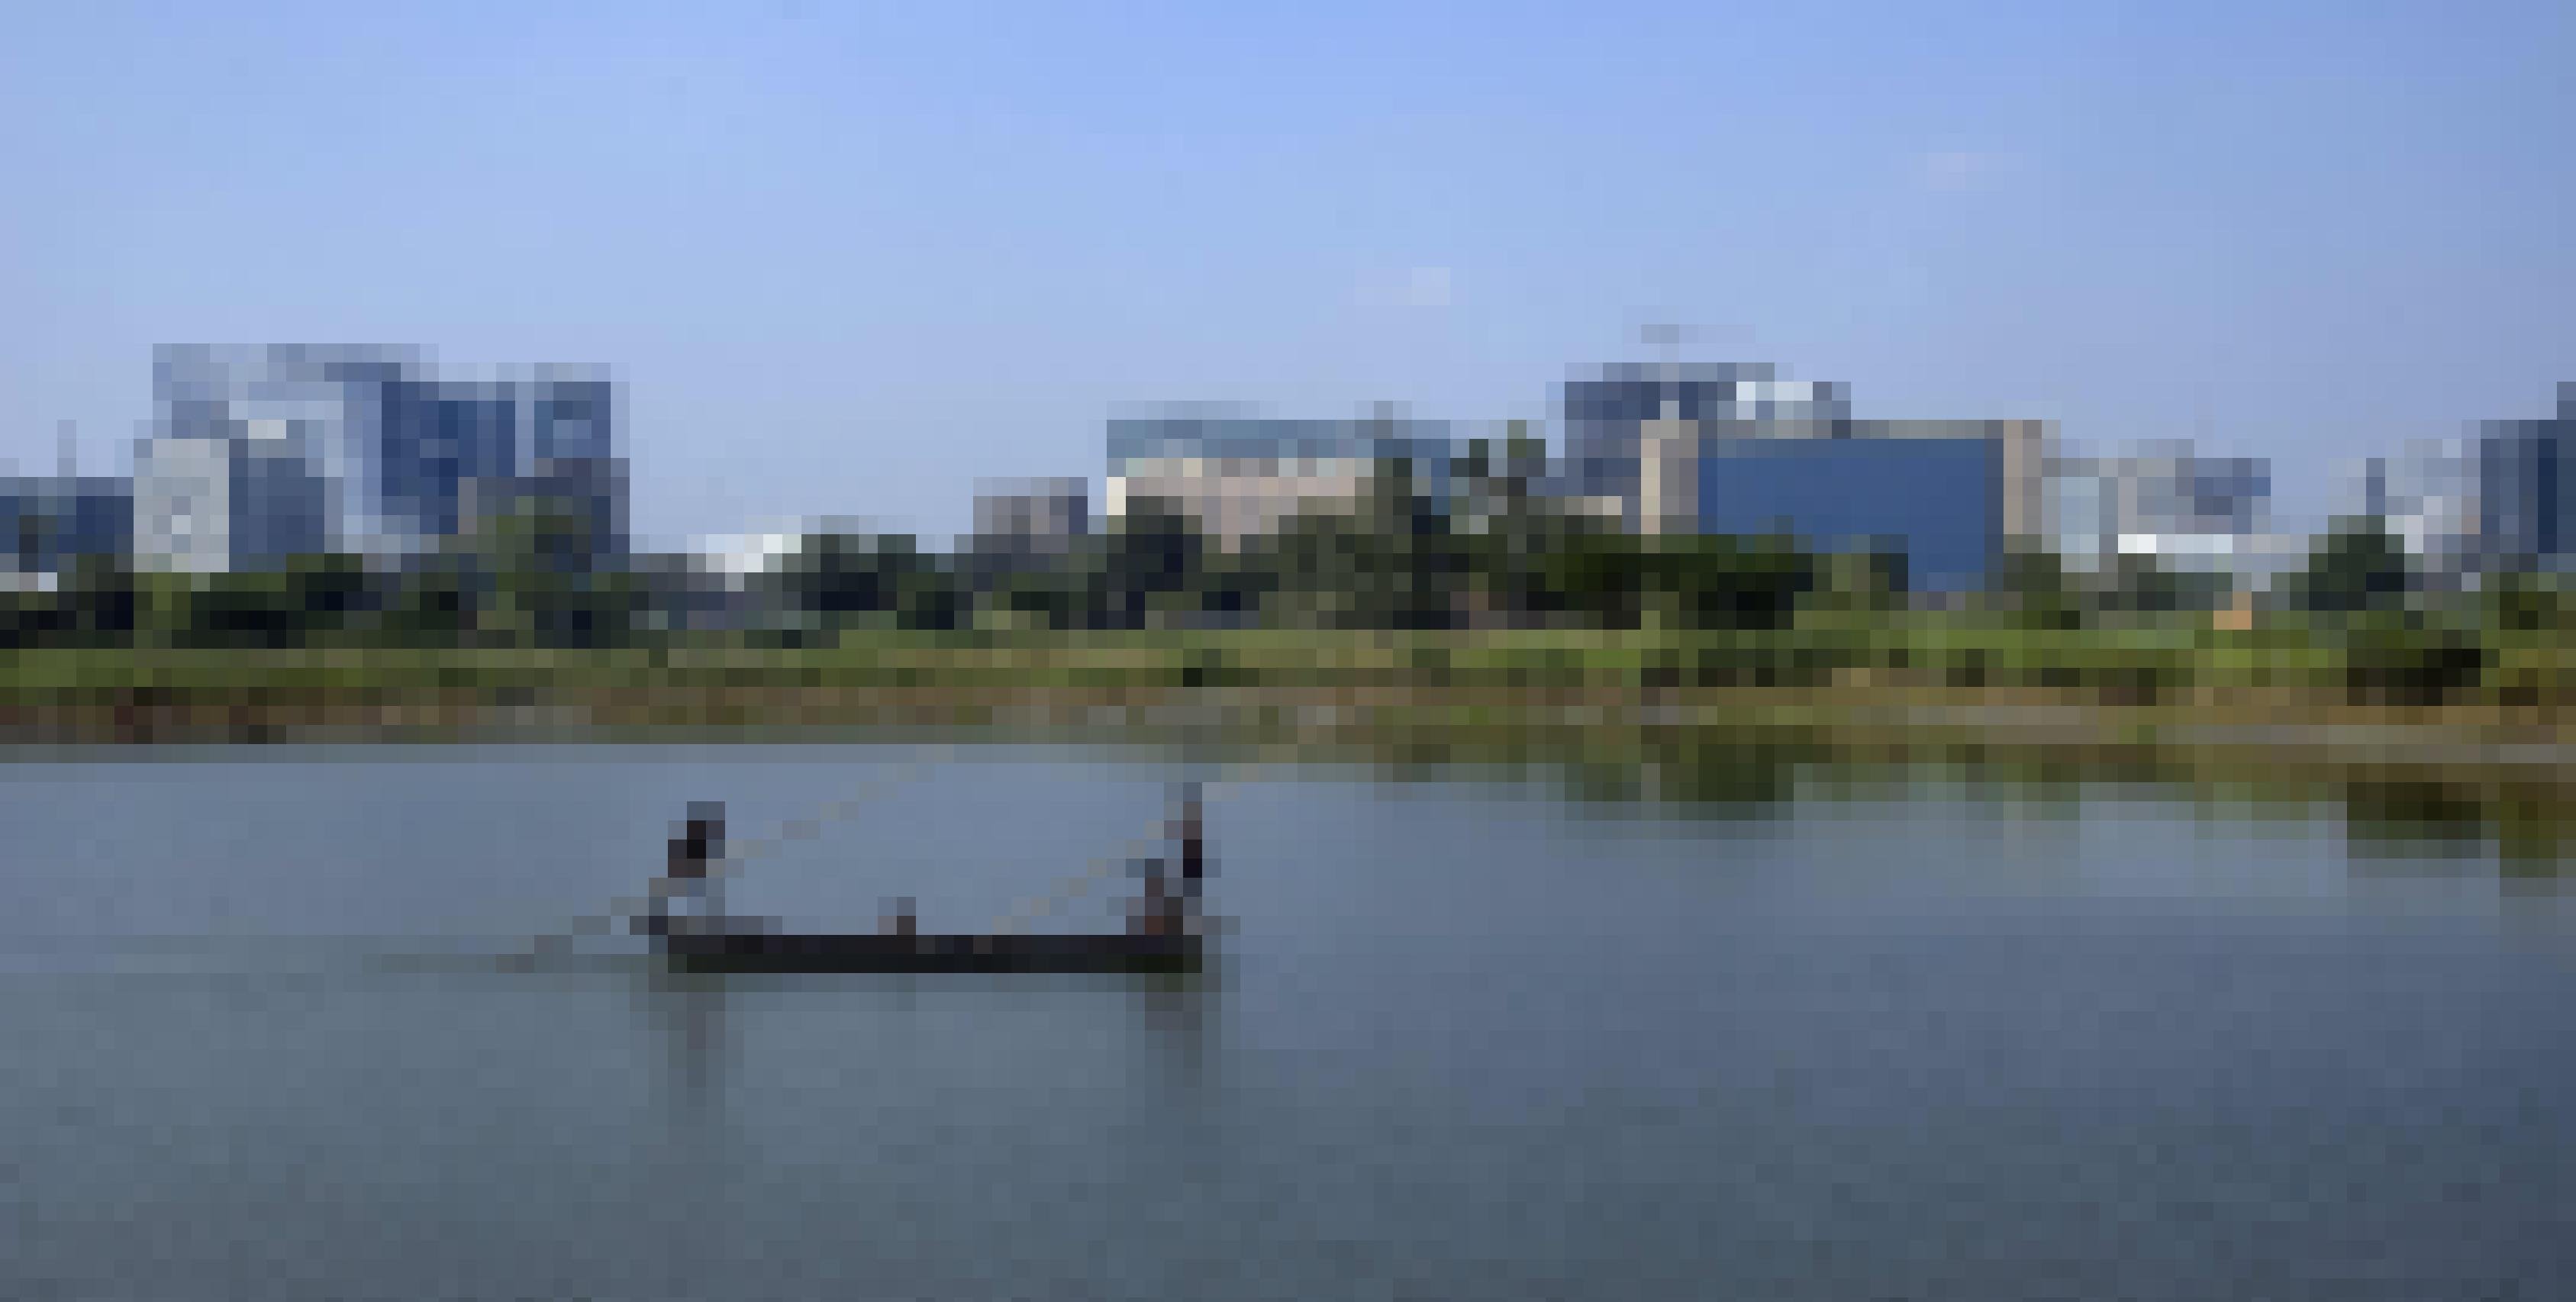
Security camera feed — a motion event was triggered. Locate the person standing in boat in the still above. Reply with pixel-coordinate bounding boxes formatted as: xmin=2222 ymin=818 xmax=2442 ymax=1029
xmin=645 ymin=801 xmax=728 ymax=938
xmin=1173 ymin=781 xmax=1205 ymax=934
xmin=1133 ymin=782 xmax=1206 ymax=939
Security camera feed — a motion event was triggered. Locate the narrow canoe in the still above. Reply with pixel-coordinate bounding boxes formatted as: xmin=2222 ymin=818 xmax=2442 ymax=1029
xmin=656 ymin=930 xmax=1204 ymax=975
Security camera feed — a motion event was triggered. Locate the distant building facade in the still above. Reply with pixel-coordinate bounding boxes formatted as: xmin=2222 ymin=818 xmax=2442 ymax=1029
xmin=2474 ymin=382 xmax=2576 ymax=573
xmin=1557 ymin=362 xmax=2051 ymax=590
xmin=137 ymin=345 xmax=625 ymax=572
xmin=1562 ymin=362 xmax=1851 ymax=534
xmin=0 ymin=475 xmax=133 ymax=575
xmin=972 ymin=478 xmax=1091 ymax=555
xmin=134 ymin=432 xmax=327 ymax=575
xmin=1695 ymin=435 xmax=2002 ymax=592
xmin=2046 ymin=443 xmax=2291 ymax=589
xmin=2337 ymin=384 xmax=2574 ymax=582
xmin=1104 ymin=406 xmax=1460 ymax=547
xmin=2348 ymin=439 xmax=2484 ymax=582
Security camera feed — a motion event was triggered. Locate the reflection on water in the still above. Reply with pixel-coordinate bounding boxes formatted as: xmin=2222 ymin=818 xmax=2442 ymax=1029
xmin=1272 ymin=720 xmax=2576 ymax=882
xmin=2 ymin=737 xmax=2572 ymax=1301
xmin=1530 ymin=733 xmax=2576 ymax=881
xmin=635 ymin=968 xmax=732 ymax=1126
xmin=622 ymin=967 xmax=1226 ymax=1142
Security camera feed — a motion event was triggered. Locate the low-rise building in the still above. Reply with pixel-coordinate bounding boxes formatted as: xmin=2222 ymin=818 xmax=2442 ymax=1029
xmin=1104 ymin=405 xmax=1461 ymax=547
xmin=1556 ymin=360 xmax=2052 ymax=591
xmin=2046 ymin=443 xmax=2293 ymax=591
xmin=133 ymin=432 xmax=327 ymax=574
xmin=2344 ymin=438 xmax=2486 ymax=584
xmin=2473 ymin=382 xmax=2575 ymax=574
xmin=971 ymin=478 xmax=1091 ymax=556
xmin=2333 ymin=384 xmax=2574 ymax=585
xmin=0 ymin=475 xmax=134 ymax=575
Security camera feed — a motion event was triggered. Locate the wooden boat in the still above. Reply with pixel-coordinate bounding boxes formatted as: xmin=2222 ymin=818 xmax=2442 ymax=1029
xmin=642 ymin=782 xmax=1211 ymax=976
xmin=655 ymin=928 xmax=1204 ymax=975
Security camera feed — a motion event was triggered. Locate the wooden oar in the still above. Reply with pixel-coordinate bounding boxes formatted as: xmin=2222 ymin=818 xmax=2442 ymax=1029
xmin=987 ymin=772 xmax=1252 ymax=935
xmin=986 ymin=833 xmax=1164 ymax=936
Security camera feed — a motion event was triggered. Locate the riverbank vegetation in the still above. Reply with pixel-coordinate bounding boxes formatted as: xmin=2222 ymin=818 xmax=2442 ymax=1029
xmin=4 ymin=447 xmax=2574 ymax=723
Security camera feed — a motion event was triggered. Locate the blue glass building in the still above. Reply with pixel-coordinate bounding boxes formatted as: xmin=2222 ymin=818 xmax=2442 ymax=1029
xmin=1556 ymin=361 xmax=2043 ymax=591
xmin=1697 ymin=436 xmax=2002 ymax=593
xmin=1559 ymin=363 xmax=1851 ymax=524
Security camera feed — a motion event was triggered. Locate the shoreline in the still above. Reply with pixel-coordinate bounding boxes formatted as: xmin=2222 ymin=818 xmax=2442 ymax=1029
xmin=2 ymin=681 xmax=2569 ymax=772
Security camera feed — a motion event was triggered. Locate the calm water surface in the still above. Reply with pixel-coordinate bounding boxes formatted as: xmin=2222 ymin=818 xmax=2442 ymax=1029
xmin=4 ymin=742 xmax=2573 ymax=1301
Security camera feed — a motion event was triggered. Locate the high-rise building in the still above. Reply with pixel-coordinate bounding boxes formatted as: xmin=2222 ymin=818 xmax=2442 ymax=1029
xmin=137 ymin=345 xmax=625 ymax=572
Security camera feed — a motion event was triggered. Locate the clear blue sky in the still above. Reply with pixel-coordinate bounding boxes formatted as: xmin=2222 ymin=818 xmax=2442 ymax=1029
xmin=2 ymin=0 xmax=2567 ymax=546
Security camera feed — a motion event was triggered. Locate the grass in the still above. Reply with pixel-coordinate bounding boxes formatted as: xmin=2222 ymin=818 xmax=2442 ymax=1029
xmin=2 ymin=619 xmax=2570 ymax=740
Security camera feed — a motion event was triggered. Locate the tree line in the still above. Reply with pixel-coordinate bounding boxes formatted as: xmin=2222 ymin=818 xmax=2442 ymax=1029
xmin=6 ymin=447 xmax=2574 ymax=704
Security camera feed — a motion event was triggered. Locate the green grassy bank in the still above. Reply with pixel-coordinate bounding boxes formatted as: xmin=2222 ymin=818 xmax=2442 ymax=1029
xmin=2 ymin=622 xmax=2571 ymax=750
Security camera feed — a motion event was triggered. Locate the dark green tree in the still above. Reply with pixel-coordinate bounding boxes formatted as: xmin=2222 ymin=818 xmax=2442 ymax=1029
xmin=1099 ymin=498 xmax=1210 ymax=630
xmin=766 ymin=532 xmax=967 ymax=633
xmin=1657 ymin=533 xmax=1815 ymax=631
xmin=182 ymin=569 xmax=300 ymax=648
xmin=1802 ymin=544 xmax=1908 ymax=619
xmin=975 ymin=546 xmax=1097 ymax=631
xmin=1994 ymin=544 xmax=2084 ymax=630
xmin=2098 ymin=553 xmax=2191 ymax=615
xmin=463 ymin=497 xmax=632 ymax=646
xmin=2481 ymin=569 xmax=2576 ymax=636
xmin=2338 ymin=611 xmax=2488 ymax=707
xmin=1340 ymin=456 xmax=1464 ymax=630
xmin=283 ymin=553 xmax=376 ymax=640
xmin=889 ymin=553 xmax=967 ymax=632
xmin=0 ymin=571 xmax=62 ymax=646
xmin=1538 ymin=525 xmax=1653 ymax=630
xmin=1253 ymin=508 xmax=1363 ymax=629
xmin=2285 ymin=516 xmax=2416 ymax=617
xmin=382 ymin=558 xmax=477 ymax=645
xmin=774 ymin=533 xmax=908 ymax=624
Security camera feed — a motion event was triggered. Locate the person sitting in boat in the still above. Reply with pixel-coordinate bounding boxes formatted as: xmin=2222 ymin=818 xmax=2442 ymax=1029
xmin=1133 ymin=859 xmax=1172 ymax=937
xmin=643 ymin=801 xmax=727 ymax=938
xmin=880 ymin=895 xmax=918 ymax=938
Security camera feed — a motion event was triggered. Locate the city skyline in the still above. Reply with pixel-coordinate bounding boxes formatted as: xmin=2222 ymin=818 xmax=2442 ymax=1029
xmin=2 ymin=0 xmax=2569 ymax=546
xmin=16 ymin=338 xmax=2571 ymax=553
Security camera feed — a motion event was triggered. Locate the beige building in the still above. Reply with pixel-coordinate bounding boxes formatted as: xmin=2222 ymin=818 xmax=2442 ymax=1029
xmin=1104 ymin=411 xmax=1465 ymax=549
xmin=1104 ymin=456 xmax=1377 ymax=549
